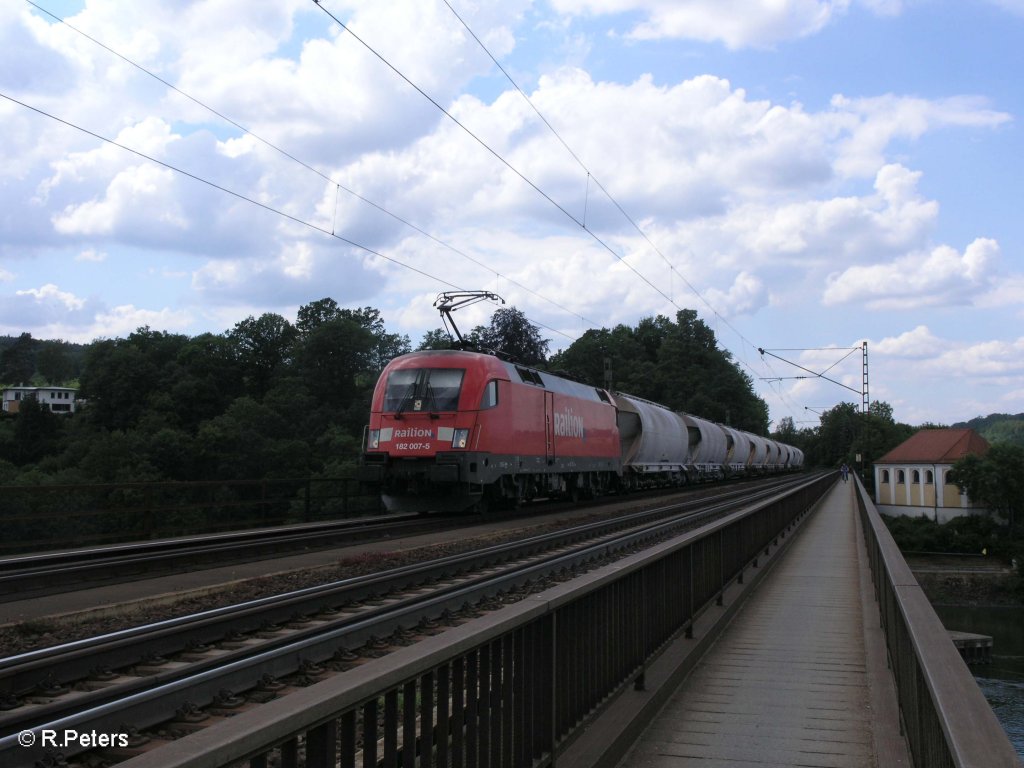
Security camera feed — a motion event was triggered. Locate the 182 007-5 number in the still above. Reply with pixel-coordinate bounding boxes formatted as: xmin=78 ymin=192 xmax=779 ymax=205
xmin=395 ymin=442 xmax=432 ymax=450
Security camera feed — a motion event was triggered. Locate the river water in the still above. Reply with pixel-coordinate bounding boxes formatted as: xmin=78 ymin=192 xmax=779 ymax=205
xmin=933 ymin=605 xmax=1024 ymax=759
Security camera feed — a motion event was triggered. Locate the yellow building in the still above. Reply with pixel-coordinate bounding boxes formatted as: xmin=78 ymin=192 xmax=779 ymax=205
xmin=873 ymin=428 xmax=990 ymax=522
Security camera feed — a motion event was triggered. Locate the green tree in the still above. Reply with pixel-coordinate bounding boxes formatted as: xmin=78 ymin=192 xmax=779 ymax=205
xmin=197 ymin=397 xmax=309 ymax=479
xmin=773 ymin=416 xmax=798 ymax=443
xmin=950 ymin=443 xmax=1024 ymax=534
xmin=815 ymin=402 xmax=862 ymax=468
xmin=546 ymin=326 xmax=620 ymax=387
xmin=74 ymin=429 xmax=159 ymax=483
xmin=297 ymin=301 xmax=409 ymax=375
xmin=296 ymin=297 xmax=343 ymax=335
xmin=813 ymin=400 xmax=912 ymax=470
xmin=229 ymin=313 xmax=298 ymax=399
xmin=298 ymin=317 xmax=375 ymax=402
xmin=771 ymin=416 xmax=819 ymax=460
xmin=475 ymin=307 xmax=549 ymax=366
xmin=417 ymin=328 xmax=455 ymax=351
xmin=36 ymin=340 xmax=77 ymax=383
xmin=7 ymin=396 xmax=61 ymax=465
xmin=172 ymin=333 xmax=245 ymax=429
xmin=78 ymin=328 xmax=195 ymax=431
xmin=852 ymin=401 xmax=914 ymax=468
xmin=0 ymin=333 xmax=37 ymax=384
xmin=550 ymin=310 xmax=768 ymax=433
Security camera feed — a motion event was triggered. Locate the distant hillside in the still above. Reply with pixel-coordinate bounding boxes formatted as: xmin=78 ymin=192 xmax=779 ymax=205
xmin=952 ymin=413 xmax=1024 ymax=447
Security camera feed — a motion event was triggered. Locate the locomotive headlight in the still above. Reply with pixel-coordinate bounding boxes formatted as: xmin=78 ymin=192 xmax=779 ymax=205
xmin=452 ymin=428 xmax=470 ymax=449
xmin=368 ymin=429 xmax=381 ymax=449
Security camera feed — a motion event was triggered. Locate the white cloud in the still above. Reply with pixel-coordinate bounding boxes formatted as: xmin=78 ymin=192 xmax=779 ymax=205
xmin=828 ymin=94 xmax=1010 ymax=178
xmin=15 ymin=283 xmax=86 ymax=311
xmin=91 ymin=304 xmax=194 ymax=339
xmin=719 ymin=164 xmax=939 ymax=270
xmin=0 ymin=283 xmax=193 ymax=342
xmin=1 ymin=2 xmax=1019 ymax=427
xmin=926 ymin=337 xmax=1024 ymax=378
xmin=874 ymin=325 xmax=945 ymax=357
xmin=278 ymin=241 xmax=315 ymax=279
xmin=549 ymin=0 xmax=854 ymax=48
xmin=822 ymin=237 xmax=1001 ymax=309
xmin=703 ymin=272 xmax=767 ymax=318
xmin=978 ymin=275 xmax=1024 ymax=310
xmin=52 ymin=162 xmax=184 ymax=235
xmin=859 ymin=328 xmax=1024 ymax=423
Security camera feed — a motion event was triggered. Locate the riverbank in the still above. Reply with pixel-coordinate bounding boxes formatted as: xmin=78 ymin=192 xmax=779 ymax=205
xmin=905 ymin=554 xmax=1023 ymax=606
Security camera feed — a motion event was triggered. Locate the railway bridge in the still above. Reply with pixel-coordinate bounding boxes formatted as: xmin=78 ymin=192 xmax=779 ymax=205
xmin=102 ymin=473 xmax=1019 ymax=768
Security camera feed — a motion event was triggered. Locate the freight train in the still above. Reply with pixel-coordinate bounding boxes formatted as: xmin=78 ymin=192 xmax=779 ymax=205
xmin=359 ymin=349 xmax=803 ymax=512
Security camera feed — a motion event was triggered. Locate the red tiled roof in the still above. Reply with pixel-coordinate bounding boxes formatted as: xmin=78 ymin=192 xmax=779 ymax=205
xmin=875 ymin=428 xmax=990 ymax=464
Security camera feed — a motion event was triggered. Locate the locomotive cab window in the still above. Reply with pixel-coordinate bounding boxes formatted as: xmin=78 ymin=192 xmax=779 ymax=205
xmin=480 ymin=380 xmax=499 ymax=410
xmin=383 ymin=368 xmax=465 ymax=412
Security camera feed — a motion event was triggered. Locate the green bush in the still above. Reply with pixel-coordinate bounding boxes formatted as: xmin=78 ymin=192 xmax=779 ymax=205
xmin=881 ymin=513 xmax=1006 ymax=556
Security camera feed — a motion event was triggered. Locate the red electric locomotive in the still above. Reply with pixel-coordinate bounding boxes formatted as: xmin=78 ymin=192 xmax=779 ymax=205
xmin=359 ymin=350 xmax=621 ymax=512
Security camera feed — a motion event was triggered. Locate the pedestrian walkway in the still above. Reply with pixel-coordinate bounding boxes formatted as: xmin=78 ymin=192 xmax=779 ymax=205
xmin=618 ymin=480 xmax=908 ymax=768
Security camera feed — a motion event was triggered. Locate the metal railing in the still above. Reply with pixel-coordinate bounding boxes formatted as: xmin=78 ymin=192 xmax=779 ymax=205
xmin=0 ymin=477 xmax=383 ymax=554
xmin=853 ymin=475 xmax=1021 ymax=768
xmin=116 ymin=474 xmax=833 ymax=768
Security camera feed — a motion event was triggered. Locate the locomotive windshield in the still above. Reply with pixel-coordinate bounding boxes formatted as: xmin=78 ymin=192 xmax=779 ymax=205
xmin=383 ymin=368 xmax=465 ymax=413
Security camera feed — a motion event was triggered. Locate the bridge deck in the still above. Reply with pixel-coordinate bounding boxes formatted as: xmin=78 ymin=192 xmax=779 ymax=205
xmin=618 ymin=480 xmax=909 ymax=768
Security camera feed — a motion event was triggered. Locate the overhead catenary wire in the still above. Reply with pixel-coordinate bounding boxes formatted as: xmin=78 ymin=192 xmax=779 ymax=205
xmin=0 ymin=91 xmax=464 ymax=292
xmin=309 ymin=0 xmax=679 ymax=312
xmin=440 ymin=0 xmax=808 ymax=422
xmin=27 ymin=0 xmax=754 ymax=361
xmin=23 ymin=2 xmax=817 ymax=424
xmin=4 ymin=88 xmax=588 ymax=349
xmin=442 ymin=1 xmax=752 ymax=330
xmin=21 ymin=0 xmax=597 ymax=338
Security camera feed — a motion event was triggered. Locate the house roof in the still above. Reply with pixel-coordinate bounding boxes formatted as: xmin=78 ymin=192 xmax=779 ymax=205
xmin=1 ymin=386 xmax=77 ymax=393
xmin=876 ymin=428 xmax=989 ymax=464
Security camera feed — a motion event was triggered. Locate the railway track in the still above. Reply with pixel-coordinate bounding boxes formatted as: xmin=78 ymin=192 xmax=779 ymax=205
xmin=0 ymin=474 xmax=818 ymax=766
xmin=0 ymin=476 xmax=781 ymax=604
xmin=0 ymin=511 xmax=462 ymax=602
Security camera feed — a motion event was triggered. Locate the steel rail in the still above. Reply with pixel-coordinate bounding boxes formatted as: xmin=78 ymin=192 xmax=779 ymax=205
xmin=0 ymin=511 xmax=457 ymax=601
xmin=0 ymin=476 xmax=773 ymax=601
xmin=0 ymin=475 xmax=816 ymax=761
xmin=0 ymin=476 xmax=801 ymax=699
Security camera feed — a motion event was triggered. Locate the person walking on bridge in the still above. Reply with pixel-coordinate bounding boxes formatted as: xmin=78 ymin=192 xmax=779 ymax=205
xmin=840 ymin=463 xmax=849 ymax=482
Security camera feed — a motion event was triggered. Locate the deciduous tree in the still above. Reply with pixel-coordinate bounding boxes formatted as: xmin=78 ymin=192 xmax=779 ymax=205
xmin=229 ymin=314 xmax=298 ymax=399
xmin=950 ymin=443 xmax=1024 ymax=534
xmin=0 ymin=333 xmax=37 ymax=384
xmin=36 ymin=340 xmax=77 ymax=383
xmin=475 ymin=307 xmax=549 ymax=366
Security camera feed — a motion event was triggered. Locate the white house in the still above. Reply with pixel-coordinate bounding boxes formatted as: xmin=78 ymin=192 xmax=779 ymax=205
xmin=1 ymin=386 xmax=78 ymax=415
xmin=873 ymin=428 xmax=989 ymax=522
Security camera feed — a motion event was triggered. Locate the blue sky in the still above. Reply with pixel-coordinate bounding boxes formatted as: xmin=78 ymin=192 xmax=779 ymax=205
xmin=1 ymin=0 xmax=1022 ymax=428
